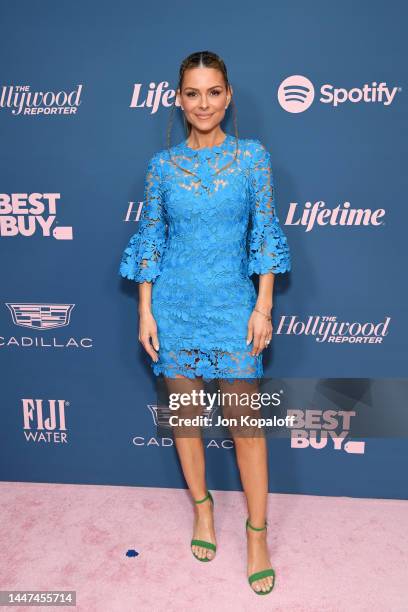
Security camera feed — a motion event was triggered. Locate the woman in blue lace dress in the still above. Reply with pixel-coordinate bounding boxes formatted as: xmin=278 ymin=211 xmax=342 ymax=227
xmin=119 ymin=51 xmax=291 ymax=595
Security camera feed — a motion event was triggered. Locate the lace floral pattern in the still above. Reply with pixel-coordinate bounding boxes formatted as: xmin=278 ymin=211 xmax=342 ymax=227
xmin=119 ymin=134 xmax=292 ymax=381
xmin=247 ymin=142 xmax=291 ymax=275
xmin=119 ymin=153 xmax=167 ymax=283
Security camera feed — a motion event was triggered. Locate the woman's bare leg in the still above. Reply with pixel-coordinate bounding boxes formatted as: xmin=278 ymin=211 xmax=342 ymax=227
xmin=217 ymin=378 xmax=274 ymax=593
xmin=164 ymin=372 xmax=216 ymax=560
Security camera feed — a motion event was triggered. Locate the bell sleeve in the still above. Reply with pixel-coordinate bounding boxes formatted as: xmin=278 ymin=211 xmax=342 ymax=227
xmin=118 ymin=152 xmax=167 ymax=283
xmin=247 ymin=140 xmax=291 ymax=276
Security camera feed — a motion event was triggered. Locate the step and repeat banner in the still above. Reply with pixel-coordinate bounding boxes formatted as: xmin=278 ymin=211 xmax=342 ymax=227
xmin=1 ymin=1 xmax=407 ymax=499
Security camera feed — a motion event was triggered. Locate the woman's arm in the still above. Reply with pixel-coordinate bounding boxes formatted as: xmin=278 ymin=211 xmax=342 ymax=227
xmin=119 ymin=152 xmax=167 ymax=361
xmin=138 ymin=281 xmax=153 ymax=316
xmin=256 ymin=272 xmax=274 ymax=313
xmin=138 ymin=281 xmax=160 ymax=360
xmin=246 ymin=140 xmax=291 ymax=356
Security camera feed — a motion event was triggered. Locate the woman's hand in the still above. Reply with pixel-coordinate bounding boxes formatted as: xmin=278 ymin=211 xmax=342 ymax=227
xmin=138 ymin=310 xmax=160 ymax=362
xmin=246 ymin=309 xmax=273 ymax=357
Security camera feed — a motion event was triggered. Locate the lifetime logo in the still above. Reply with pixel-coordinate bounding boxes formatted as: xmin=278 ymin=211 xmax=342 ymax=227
xmin=278 ymin=75 xmax=401 ymax=112
xmin=285 ymin=201 xmax=386 ymax=231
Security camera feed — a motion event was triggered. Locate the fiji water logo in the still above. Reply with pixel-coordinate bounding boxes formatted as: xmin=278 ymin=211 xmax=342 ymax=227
xmin=0 ymin=193 xmax=73 ymax=238
xmin=6 ymin=303 xmax=75 ymax=330
xmin=0 ymin=84 xmax=83 ymax=116
xmin=278 ymin=75 xmax=400 ymax=112
xmin=22 ymin=399 xmax=69 ymax=444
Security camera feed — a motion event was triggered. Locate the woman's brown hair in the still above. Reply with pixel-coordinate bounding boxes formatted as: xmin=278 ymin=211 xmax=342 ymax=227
xmin=166 ymin=50 xmax=239 ymax=179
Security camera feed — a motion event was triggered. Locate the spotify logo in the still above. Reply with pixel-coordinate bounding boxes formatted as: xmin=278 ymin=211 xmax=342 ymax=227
xmin=278 ymin=75 xmax=315 ymax=113
xmin=278 ymin=74 xmax=400 ymax=112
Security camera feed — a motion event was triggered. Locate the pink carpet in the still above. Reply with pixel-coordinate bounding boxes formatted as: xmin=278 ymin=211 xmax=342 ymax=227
xmin=0 ymin=482 xmax=406 ymax=611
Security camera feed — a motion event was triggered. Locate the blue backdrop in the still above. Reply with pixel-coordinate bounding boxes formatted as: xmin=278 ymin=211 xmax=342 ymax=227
xmin=1 ymin=0 xmax=407 ymax=499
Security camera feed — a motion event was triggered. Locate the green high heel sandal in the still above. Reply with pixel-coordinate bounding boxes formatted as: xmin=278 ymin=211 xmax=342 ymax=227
xmin=246 ymin=518 xmax=275 ymax=595
xmin=190 ymin=490 xmax=216 ymax=562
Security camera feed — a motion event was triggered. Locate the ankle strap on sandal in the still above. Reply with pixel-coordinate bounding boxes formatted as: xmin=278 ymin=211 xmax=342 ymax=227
xmin=246 ymin=518 xmax=268 ymax=531
xmin=193 ymin=490 xmax=212 ymax=504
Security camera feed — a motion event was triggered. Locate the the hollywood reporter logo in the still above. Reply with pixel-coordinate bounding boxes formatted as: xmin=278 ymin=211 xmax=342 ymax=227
xmin=276 ymin=315 xmax=390 ymax=344
xmin=0 ymin=84 xmax=83 ymax=116
xmin=122 ymin=200 xmax=144 ymax=223
xmin=23 ymin=399 xmax=69 ymax=444
xmin=0 ymin=193 xmax=73 ymax=238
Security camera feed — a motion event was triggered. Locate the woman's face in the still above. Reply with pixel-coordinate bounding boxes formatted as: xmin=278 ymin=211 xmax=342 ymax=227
xmin=177 ymin=67 xmax=231 ymax=133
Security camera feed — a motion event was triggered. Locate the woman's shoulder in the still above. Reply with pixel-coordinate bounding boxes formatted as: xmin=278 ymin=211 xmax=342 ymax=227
xmin=146 ymin=147 xmax=169 ymax=163
xmin=145 ymin=142 xmax=184 ymax=166
xmin=142 ymin=146 xmax=175 ymax=175
xmin=240 ymin=137 xmax=269 ymax=153
xmin=225 ymin=134 xmax=268 ymax=156
xmin=240 ymin=137 xmax=272 ymax=168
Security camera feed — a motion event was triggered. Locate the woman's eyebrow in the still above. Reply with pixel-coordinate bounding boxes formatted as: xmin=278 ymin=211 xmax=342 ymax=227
xmin=183 ymin=85 xmax=223 ymax=91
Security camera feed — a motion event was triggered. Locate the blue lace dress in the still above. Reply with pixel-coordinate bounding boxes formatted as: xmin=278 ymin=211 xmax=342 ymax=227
xmin=118 ymin=133 xmax=291 ymax=381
